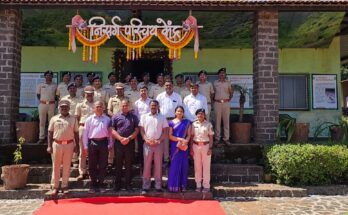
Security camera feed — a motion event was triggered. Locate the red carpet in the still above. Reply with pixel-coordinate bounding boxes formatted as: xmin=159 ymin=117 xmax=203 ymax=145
xmin=33 ymin=196 xmax=226 ymax=215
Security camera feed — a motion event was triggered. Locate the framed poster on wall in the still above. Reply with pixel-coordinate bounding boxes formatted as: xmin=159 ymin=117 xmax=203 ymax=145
xmin=312 ymin=74 xmax=338 ymax=109
xmin=20 ymin=72 xmax=58 ymax=108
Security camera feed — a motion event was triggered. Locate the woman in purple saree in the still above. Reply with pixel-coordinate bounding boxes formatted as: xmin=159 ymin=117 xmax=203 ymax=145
xmin=167 ymin=106 xmax=191 ymax=192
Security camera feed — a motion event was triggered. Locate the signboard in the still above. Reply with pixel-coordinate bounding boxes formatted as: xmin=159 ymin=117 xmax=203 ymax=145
xmin=228 ymin=75 xmax=253 ymax=108
xmin=20 ymin=72 xmax=58 ymax=108
xmin=312 ymin=74 xmax=338 ymax=109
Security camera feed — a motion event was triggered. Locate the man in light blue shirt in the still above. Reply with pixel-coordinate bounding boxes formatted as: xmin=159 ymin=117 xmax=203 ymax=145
xmin=83 ymin=101 xmax=112 ymax=193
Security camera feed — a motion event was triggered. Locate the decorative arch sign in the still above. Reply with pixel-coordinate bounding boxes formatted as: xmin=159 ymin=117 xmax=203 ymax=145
xmin=67 ymin=14 xmax=202 ymax=63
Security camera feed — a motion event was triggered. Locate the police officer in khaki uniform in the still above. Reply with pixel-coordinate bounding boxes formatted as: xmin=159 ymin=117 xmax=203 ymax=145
xmin=86 ymin=72 xmax=95 ymax=86
xmin=107 ymin=83 xmax=130 ymax=117
xmin=138 ymin=72 xmax=154 ymax=91
xmin=61 ymin=83 xmax=83 ymax=166
xmin=93 ymin=76 xmax=110 ymax=108
xmin=125 ymin=76 xmax=140 ymax=111
xmin=47 ymin=99 xmax=79 ymax=195
xmin=148 ymin=73 xmax=165 ymax=99
xmin=36 ymin=70 xmax=57 ymax=144
xmin=61 ymin=83 xmax=83 ymax=116
xmin=103 ymin=72 xmax=117 ymax=97
xmin=75 ymin=86 xmax=95 ymax=180
xmin=56 ymin=72 xmax=71 ymax=100
xmin=107 ymin=82 xmax=130 ymax=167
xmin=74 ymin=74 xmax=84 ymax=98
xmin=180 ymin=76 xmax=192 ymax=99
xmin=173 ymin=74 xmax=185 ymax=95
xmin=213 ymin=68 xmax=233 ymax=145
xmin=197 ymin=70 xmax=214 ymax=121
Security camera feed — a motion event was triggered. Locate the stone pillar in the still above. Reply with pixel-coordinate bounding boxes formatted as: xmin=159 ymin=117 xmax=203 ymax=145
xmin=252 ymin=10 xmax=279 ymax=144
xmin=0 ymin=9 xmax=22 ymax=144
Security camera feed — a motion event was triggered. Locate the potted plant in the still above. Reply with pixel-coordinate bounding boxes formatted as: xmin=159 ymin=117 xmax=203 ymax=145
xmin=276 ymin=114 xmax=296 ymax=142
xmin=292 ymin=122 xmax=310 ymax=142
xmin=276 ymin=114 xmax=309 ymax=142
xmin=16 ymin=109 xmax=39 ymax=143
xmin=230 ymin=84 xmax=252 ymax=144
xmin=1 ymin=137 xmax=30 ymax=189
xmin=314 ymin=116 xmax=348 ymax=142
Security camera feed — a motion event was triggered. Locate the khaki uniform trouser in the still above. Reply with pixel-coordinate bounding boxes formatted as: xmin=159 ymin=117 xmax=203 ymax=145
xmin=50 ymin=141 xmax=74 ymax=189
xmin=193 ymin=144 xmax=211 ymax=189
xmin=214 ymin=102 xmax=230 ymax=141
xmin=38 ymin=103 xmax=55 ymax=139
xmin=78 ymin=126 xmax=87 ymax=175
xmin=206 ymin=104 xmax=212 ymax=121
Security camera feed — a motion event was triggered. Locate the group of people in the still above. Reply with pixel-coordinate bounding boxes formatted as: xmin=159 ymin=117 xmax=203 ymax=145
xmin=37 ymin=68 xmax=233 ymax=195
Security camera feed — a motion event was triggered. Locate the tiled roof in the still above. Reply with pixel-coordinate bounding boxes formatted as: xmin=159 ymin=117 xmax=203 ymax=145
xmin=1 ymin=0 xmax=348 ymax=10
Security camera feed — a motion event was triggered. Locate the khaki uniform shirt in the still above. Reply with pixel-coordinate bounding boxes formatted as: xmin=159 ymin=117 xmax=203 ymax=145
xmin=75 ymin=100 xmax=95 ymax=124
xmin=94 ymin=88 xmax=109 ymax=106
xmin=125 ymin=89 xmax=140 ymax=110
xmin=180 ymin=88 xmax=191 ymax=100
xmin=56 ymin=82 xmax=69 ymax=99
xmin=107 ymin=95 xmax=130 ymax=116
xmin=149 ymin=84 xmax=165 ymax=99
xmin=138 ymin=82 xmax=155 ymax=91
xmin=48 ymin=114 xmax=79 ymax=140
xmin=213 ymin=80 xmax=232 ymax=100
xmin=61 ymin=95 xmax=83 ymax=116
xmin=36 ymin=82 xmax=57 ymax=102
xmin=192 ymin=120 xmax=214 ymax=142
xmin=76 ymin=86 xmax=84 ymax=98
xmin=103 ymin=83 xmax=116 ymax=97
xmin=173 ymin=85 xmax=185 ymax=95
xmin=198 ymin=81 xmax=214 ymax=104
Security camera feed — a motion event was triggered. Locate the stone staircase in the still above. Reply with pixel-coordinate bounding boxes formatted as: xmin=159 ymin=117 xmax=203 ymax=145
xmin=0 ymin=142 xmax=309 ymax=199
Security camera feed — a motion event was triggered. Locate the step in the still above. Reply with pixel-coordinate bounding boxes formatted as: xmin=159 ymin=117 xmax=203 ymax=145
xmin=1 ymin=142 xmax=262 ymax=165
xmin=44 ymin=189 xmax=213 ymax=201
xmin=0 ymin=183 xmax=212 ymax=200
xmin=61 ymin=176 xmax=197 ymax=189
xmin=0 ymin=183 xmax=50 ymax=199
xmin=27 ymin=164 xmax=264 ymax=184
xmin=212 ymin=143 xmax=263 ymax=164
xmin=212 ymin=183 xmax=307 ymax=198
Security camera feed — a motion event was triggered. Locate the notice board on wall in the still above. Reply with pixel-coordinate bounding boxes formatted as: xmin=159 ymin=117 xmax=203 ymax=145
xmin=20 ymin=72 xmax=58 ymax=108
xmin=312 ymin=74 xmax=338 ymax=109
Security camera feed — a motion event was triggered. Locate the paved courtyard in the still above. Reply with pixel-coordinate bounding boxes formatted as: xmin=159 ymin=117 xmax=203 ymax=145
xmin=0 ymin=196 xmax=347 ymax=215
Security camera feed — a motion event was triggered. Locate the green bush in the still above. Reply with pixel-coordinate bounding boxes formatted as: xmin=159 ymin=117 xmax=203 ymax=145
xmin=264 ymin=144 xmax=348 ymax=186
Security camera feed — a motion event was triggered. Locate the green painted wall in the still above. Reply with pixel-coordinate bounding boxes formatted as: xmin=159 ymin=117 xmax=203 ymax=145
xmin=21 ymin=37 xmax=342 ymax=137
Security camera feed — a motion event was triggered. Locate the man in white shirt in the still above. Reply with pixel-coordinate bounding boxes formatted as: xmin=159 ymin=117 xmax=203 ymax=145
xmin=156 ymin=80 xmax=182 ymax=164
xmin=183 ymin=83 xmax=208 ymax=122
xmin=139 ymin=100 xmax=168 ymax=193
xmin=133 ymin=86 xmax=152 ymax=166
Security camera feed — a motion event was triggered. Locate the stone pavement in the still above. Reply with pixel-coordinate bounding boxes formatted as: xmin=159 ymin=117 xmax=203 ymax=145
xmin=219 ymin=196 xmax=348 ymax=215
xmin=0 ymin=196 xmax=347 ymax=215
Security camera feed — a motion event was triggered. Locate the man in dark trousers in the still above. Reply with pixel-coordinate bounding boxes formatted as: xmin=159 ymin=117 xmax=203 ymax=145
xmin=82 ymin=101 xmax=113 ymax=193
xmin=111 ymin=99 xmax=139 ymax=191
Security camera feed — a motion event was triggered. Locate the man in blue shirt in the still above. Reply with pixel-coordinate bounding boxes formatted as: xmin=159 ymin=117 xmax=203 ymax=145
xmin=111 ymin=99 xmax=139 ymax=191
